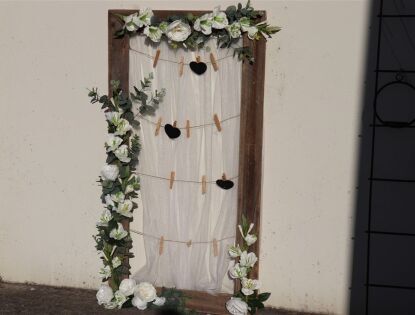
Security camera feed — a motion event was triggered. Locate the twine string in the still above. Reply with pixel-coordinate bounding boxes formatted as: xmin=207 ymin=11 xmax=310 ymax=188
xmin=130 ymin=228 xmax=235 ymax=244
xmin=136 ymin=171 xmax=238 ymax=184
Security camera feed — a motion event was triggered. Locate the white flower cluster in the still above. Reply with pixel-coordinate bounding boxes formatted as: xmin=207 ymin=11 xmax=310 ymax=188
xmin=226 ymin=222 xmax=260 ymax=315
xmin=96 ymin=280 xmax=165 ymax=310
xmin=122 ymin=7 xmax=263 ymax=44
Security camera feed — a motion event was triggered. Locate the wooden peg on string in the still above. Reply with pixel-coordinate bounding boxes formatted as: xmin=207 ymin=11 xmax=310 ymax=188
xmin=213 ymin=114 xmax=222 ymax=132
xmin=186 ymin=120 xmax=190 ymax=138
xmin=153 ymin=49 xmax=161 ymax=68
xmin=212 ymin=238 xmax=219 ymax=257
xmin=210 ymin=53 xmax=219 ymax=71
xmin=222 ymin=173 xmax=227 ymax=180
xmin=186 ymin=240 xmax=192 ymax=248
xmin=155 ymin=117 xmax=162 ymax=136
xmin=179 ymin=56 xmax=184 ymax=77
xmin=201 ymin=175 xmax=207 ymax=194
xmin=169 ymin=171 xmax=175 ymax=190
xmin=159 ymin=236 xmax=165 ymax=255
xmin=196 ymin=55 xmax=201 ymax=63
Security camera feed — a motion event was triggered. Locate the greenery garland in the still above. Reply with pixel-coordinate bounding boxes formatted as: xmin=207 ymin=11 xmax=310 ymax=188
xmin=114 ymin=1 xmax=280 ymax=63
xmin=88 ymin=75 xmax=191 ymax=312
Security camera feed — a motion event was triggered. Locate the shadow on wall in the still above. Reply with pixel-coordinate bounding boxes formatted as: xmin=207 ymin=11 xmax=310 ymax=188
xmin=350 ymin=0 xmax=415 ymax=314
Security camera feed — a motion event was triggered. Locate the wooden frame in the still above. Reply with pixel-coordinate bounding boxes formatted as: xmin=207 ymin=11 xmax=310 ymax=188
xmin=108 ymin=10 xmax=266 ymax=314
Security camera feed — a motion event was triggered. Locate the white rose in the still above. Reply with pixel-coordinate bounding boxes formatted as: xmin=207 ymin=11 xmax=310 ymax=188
xmin=110 ymin=223 xmax=128 ymax=240
xmin=112 ymin=256 xmax=122 ymax=269
xmin=104 ymin=194 xmax=115 ymax=207
xmin=119 ymin=278 xmax=137 ymax=296
xmin=212 ymin=7 xmax=228 ymax=29
xmin=114 ymin=119 xmax=132 ymax=136
xmin=113 ymin=290 xmax=127 ymax=308
xmin=134 ymin=282 xmax=157 ymax=303
xmin=125 ymin=184 xmax=135 ymax=194
xmin=228 ymin=244 xmax=242 ymax=258
xmin=246 ymin=26 xmax=259 ymax=40
xmin=123 ymin=13 xmax=140 ymax=32
xmin=194 ymin=13 xmax=213 ymax=35
xmin=117 ymin=200 xmax=133 ymax=218
xmin=114 ymin=144 xmax=131 ymax=163
xmin=226 ymin=297 xmax=248 ymax=315
xmin=239 ymin=251 xmax=257 ymax=268
xmin=96 ymin=284 xmax=114 ymax=305
xmin=244 ymin=233 xmax=257 ymax=246
xmin=166 ymin=20 xmax=191 ymax=42
xmin=144 ymin=25 xmax=163 ymax=42
xmin=106 ymin=134 xmax=123 ymax=152
xmin=153 ymin=296 xmax=166 ymax=306
xmin=101 ymin=164 xmax=119 ymax=181
xmin=137 ymin=8 xmax=153 ymax=27
xmin=226 ymin=21 xmax=241 ymax=39
xmin=241 ymin=278 xmax=260 ymax=296
xmin=105 ymin=112 xmax=122 ymax=126
xmin=99 ymin=265 xmax=111 ymax=279
xmin=97 ymin=209 xmax=112 ymax=227
xmin=132 ymin=295 xmax=147 ymax=310
xmin=111 ymin=191 xmax=125 ymax=203
xmin=228 ymin=263 xmax=247 ymax=279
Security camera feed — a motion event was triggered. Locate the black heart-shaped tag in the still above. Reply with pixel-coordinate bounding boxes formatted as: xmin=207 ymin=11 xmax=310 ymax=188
xmin=189 ymin=61 xmax=207 ymax=75
xmin=164 ymin=124 xmax=181 ymax=139
xmin=216 ymin=179 xmax=234 ymax=190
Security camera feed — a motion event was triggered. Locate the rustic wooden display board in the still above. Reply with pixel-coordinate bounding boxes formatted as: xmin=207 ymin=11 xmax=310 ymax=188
xmin=108 ymin=9 xmax=266 ymax=314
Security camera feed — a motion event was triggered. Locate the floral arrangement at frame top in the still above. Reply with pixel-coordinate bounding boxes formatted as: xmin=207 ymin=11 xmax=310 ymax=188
xmin=88 ymin=2 xmax=280 ymax=314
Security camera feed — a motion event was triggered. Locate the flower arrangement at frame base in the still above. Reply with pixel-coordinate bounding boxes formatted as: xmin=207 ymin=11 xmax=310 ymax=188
xmin=226 ymin=215 xmax=270 ymax=315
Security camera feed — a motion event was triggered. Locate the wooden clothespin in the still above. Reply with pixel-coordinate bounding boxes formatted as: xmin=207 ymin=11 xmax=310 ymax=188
xmin=222 ymin=173 xmax=227 ymax=180
xmin=155 ymin=117 xmax=162 ymax=136
xmin=159 ymin=236 xmax=165 ymax=255
xmin=179 ymin=56 xmax=184 ymax=77
xmin=201 ymin=175 xmax=207 ymax=194
xmin=212 ymin=238 xmax=219 ymax=257
xmin=169 ymin=171 xmax=175 ymax=190
xmin=186 ymin=120 xmax=190 ymax=138
xmin=210 ymin=53 xmax=219 ymax=71
xmin=186 ymin=240 xmax=192 ymax=248
xmin=153 ymin=49 xmax=161 ymax=68
xmin=213 ymin=114 xmax=222 ymax=132
xmin=196 ymin=55 xmax=201 ymax=63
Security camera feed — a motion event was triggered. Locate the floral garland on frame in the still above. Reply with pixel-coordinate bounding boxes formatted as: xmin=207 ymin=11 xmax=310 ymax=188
xmin=88 ymin=75 xmax=191 ymax=311
xmin=226 ymin=215 xmax=270 ymax=315
xmin=115 ymin=1 xmax=280 ymax=63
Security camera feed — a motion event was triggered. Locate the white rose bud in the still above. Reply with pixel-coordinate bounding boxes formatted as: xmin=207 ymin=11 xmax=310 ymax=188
xmin=241 ymin=278 xmax=260 ymax=296
xmin=119 ymin=278 xmax=136 ymax=296
xmin=132 ymin=295 xmax=147 ymax=310
xmin=113 ymin=290 xmax=127 ymax=308
xmin=244 ymin=233 xmax=257 ymax=246
xmin=228 ymin=244 xmax=242 ymax=258
xmin=153 ymin=296 xmax=166 ymax=306
xmin=134 ymin=282 xmax=157 ymax=303
xmin=106 ymin=134 xmax=123 ymax=152
xmin=114 ymin=144 xmax=131 ymax=163
xmin=96 ymin=284 xmax=114 ymax=305
xmin=101 ymin=164 xmax=119 ymax=181
xmin=226 ymin=297 xmax=248 ymax=315
xmin=228 ymin=263 xmax=247 ymax=279
xmin=239 ymin=251 xmax=257 ymax=268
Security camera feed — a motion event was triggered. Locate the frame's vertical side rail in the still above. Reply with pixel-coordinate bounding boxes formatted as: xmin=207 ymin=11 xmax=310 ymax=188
xmin=108 ymin=11 xmax=131 ymax=279
xmin=237 ymin=12 xmax=267 ymax=290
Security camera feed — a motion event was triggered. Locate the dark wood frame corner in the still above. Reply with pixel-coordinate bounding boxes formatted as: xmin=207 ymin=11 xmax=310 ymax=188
xmin=108 ymin=10 xmax=266 ymax=314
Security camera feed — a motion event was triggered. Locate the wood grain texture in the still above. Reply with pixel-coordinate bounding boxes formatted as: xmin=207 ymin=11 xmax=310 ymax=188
xmin=108 ymin=9 xmax=267 ymax=313
xmin=236 ymin=12 xmax=267 ymax=288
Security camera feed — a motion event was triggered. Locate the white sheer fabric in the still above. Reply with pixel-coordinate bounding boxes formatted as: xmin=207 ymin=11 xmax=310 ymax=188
xmin=129 ymin=36 xmax=242 ymax=293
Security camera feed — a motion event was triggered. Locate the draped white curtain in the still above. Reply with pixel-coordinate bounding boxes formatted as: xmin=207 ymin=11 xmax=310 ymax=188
xmin=129 ymin=36 xmax=242 ymax=293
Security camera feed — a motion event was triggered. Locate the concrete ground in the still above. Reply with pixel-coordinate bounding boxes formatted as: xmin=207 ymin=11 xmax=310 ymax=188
xmin=0 ymin=282 xmax=324 ymax=315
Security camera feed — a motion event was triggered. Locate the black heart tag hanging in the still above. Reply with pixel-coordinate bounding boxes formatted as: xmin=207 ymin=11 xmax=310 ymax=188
xmin=216 ymin=173 xmax=234 ymax=190
xmin=189 ymin=56 xmax=207 ymax=75
xmin=164 ymin=121 xmax=181 ymax=139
